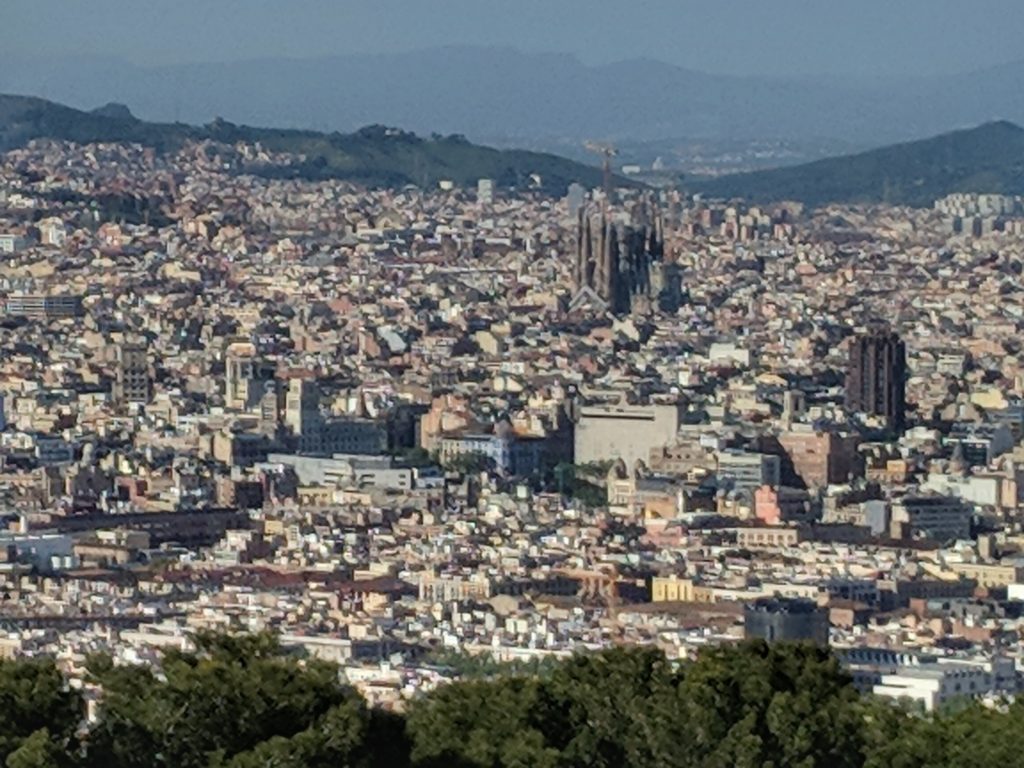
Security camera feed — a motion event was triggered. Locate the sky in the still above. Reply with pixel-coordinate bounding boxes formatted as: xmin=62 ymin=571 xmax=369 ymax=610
xmin=3 ymin=0 xmax=1024 ymax=77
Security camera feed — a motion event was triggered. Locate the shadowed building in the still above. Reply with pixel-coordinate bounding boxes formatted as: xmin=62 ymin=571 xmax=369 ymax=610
xmin=845 ymin=328 xmax=907 ymax=432
xmin=745 ymin=597 xmax=829 ymax=645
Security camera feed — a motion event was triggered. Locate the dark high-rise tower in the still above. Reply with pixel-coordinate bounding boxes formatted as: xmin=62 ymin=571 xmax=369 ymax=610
xmin=115 ymin=342 xmax=151 ymax=406
xmin=845 ymin=328 xmax=906 ymax=432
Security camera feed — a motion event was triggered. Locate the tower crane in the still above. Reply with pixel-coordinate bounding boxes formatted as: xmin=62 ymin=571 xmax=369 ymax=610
xmin=584 ymin=140 xmax=618 ymax=204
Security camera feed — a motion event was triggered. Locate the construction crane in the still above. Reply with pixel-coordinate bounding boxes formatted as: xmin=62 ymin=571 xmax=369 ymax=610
xmin=584 ymin=140 xmax=618 ymax=204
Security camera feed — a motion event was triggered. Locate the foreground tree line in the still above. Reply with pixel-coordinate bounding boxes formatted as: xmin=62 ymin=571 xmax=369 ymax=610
xmin=0 ymin=633 xmax=1021 ymax=767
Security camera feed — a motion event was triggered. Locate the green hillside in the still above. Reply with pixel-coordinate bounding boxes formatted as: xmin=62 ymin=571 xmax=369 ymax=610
xmin=0 ymin=94 xmax=608 ymax=194
xmin=695 ymin=120 xmax=1024 ymax=207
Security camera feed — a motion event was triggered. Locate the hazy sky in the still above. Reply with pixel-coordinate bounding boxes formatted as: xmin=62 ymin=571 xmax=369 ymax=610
xmin=4 ymin=0 xmax=1024 ymax=77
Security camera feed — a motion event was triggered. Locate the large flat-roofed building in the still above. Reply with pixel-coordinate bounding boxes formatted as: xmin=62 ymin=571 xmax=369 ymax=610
xmin=5 ymin=294 xmax=83 ymax=319
xmin=890 ymin=494 xmax=972 ymax=542
xmin=574 ymin=402 xmax=683 ymax=468
xmin=264 ymin=453 xmax=413 ymax=491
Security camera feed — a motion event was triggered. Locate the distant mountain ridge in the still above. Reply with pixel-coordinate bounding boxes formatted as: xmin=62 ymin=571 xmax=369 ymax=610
xmin=0 ymin=93 xmax=609 ymax=193
xmin=4 ymin=93 xmax=1024 ymax=207
xmin=3 ymin=47 xmax=1024 ymax=146
xmin=693 ymin=121 xmax=1024 ymax=207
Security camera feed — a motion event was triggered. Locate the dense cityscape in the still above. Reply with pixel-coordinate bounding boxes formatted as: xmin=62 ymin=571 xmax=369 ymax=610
xmin=6 ymin=1 xmax=1024 ymax=758
xmin=1 ymin=132 xmax=1024 ymax=722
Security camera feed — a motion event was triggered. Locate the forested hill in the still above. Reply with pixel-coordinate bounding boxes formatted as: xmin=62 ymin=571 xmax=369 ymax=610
xmin=0 ymin=93 xmax=608 ymax=194
xmin=0 ymin=632 xmax=1021 ymax=767
xmin=695 ymin=120 xmax=1024 ymax=207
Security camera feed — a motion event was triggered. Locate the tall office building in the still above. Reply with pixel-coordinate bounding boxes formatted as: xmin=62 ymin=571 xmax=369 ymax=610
xmin=115 ymin=342 xmax=151 ymax=406
xmin=477 ymin=178 xmax=494 ymax=205
xmin=845 ymin=328 xmax=907 ymax=432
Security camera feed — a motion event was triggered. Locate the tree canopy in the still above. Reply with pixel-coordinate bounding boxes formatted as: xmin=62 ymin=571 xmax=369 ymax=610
xmin=80 ymin=631 xmax=405 ymax=768
xmin=0 ymin=635 xmax=1020 ymax=767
